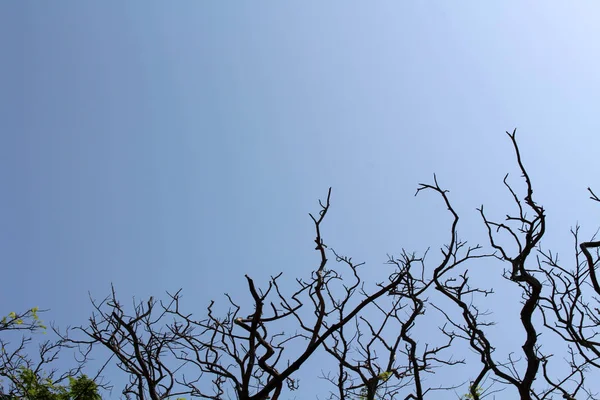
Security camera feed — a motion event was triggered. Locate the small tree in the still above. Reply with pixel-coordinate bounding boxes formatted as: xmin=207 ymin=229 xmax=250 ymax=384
xmin=0 ymin=308 xmax=101 ymax=399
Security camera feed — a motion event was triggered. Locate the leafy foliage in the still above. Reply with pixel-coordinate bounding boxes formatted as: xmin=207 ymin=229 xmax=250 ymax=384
xmin=0 ymin=308 xmax=47 ymax=333
xmin=462 ymin=384 xmax=483 ymax=399
xmin=0 ymin=309 xmax=100 ymax=399
xmin=9 ymin=368 xmax=100 ymax=400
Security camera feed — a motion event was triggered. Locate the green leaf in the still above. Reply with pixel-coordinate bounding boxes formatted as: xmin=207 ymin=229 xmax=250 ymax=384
xmin=463 ymin=384 xmax=484 ymax=399
xmin=378 ymin=371 xmax=392 ymax=382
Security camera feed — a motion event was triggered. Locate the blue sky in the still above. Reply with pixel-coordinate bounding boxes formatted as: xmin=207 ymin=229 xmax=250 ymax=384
xmin=2 ymin=2 xmax=600 ymax=398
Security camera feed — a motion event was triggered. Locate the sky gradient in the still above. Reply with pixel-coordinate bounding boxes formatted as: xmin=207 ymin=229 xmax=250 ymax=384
xmin=2 ymin=2 xmax=600 ymax=398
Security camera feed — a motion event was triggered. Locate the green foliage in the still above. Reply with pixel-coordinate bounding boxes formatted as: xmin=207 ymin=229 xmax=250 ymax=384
xmin=378 ymin=371 xmax=392 ymax=382
xmin=67 ymin=375 xmax=101 ymax=400
xmin=1 ymin=308 xmax=98 ymax=399
xmin=8 ymin=368 xmax=100 ymax=400
xmin=1 ymin=308 xmax=47 ymax=333
xmin=16 ymin=368 xmax=57 ymax=399
xmin=462 ymin=384 xmax=483 ymax=399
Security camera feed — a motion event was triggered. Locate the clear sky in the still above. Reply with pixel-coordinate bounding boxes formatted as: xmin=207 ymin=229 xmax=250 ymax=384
xmin=2 ymin=1 xmax=600 ymax=398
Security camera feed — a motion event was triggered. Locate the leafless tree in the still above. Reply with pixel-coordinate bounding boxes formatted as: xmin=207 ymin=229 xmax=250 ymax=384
xmin=423 ymin=130 xmax=590 ymax=400
xmin=320 ymin=249 xmax=464 ymax=400
xmin=66 ymin=130 xmax=599 ymax=400
xmin=536 ymin=187 xmax=600 ymax=400
xmin=71 ymin=189 xmax=421 ymax=400
xmin=66 ymin=287 xmax=192 ymax=400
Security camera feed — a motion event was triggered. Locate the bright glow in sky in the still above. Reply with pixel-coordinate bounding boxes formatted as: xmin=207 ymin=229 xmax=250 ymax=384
xmin=2 ymin=2 xmax=600 ymax=398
